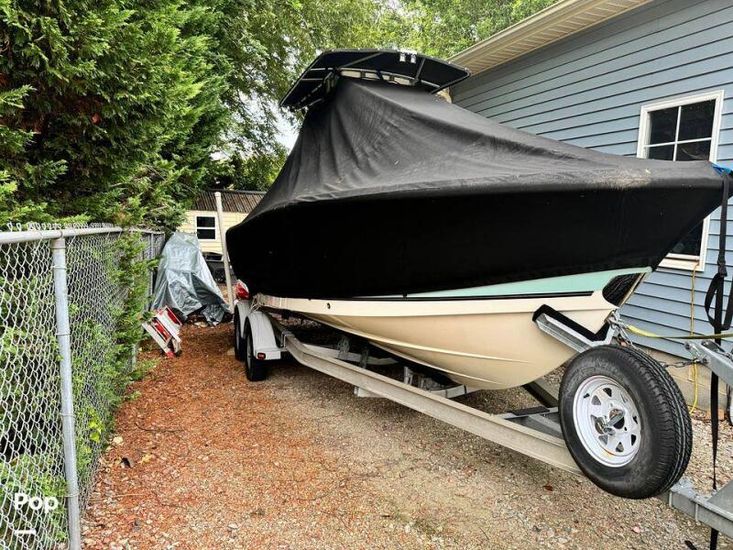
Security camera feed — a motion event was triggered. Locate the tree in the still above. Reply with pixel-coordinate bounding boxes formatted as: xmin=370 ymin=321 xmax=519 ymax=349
xmin=381 ymin=0 xmax=557 ymax=59
xmin=208 ymin=0 xmax=396 ymax=177
xmin=0 ymin=85 xmax=66 ymax=225
xmin=1 ymin=0 xmax=557 ymax=226
xmin=0 ymin=0 xmax=403 ymax=225
xmin=207 ymin=148 xmax=287 ymax=191
xmin=0 ymin=0 xmax=230 ymax=229
xmin=220 ymin=0 xmax=558 ymax=192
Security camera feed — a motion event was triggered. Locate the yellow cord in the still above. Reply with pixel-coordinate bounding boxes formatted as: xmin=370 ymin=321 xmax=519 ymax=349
xmin=623 ymin=324 xmax=733 ymax=340
xmin=689 ymin=261 xmax=699 ymax=414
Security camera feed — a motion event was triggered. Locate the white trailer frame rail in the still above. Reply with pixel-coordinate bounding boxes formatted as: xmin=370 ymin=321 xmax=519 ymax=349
xmin=237 ymin=301 xmax=733 ymax=540
xmin=276 ymin=319 xmax=579 ymax=474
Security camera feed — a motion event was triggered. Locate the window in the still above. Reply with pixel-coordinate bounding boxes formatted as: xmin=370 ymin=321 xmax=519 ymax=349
xmin=196 ymin=215 xmax=216 ymax=240
xmin=637 ymin=91 xmax=724 ymax=270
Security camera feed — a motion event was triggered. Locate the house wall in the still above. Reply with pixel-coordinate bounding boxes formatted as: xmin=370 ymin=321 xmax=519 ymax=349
xmin=179 ymin=210 xmax=248 ymax=255
xmin=452 ymin=0 xmax=733 ymax=363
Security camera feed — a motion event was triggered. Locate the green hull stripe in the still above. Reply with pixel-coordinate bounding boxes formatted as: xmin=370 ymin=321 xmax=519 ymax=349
xmin=397 ymin=268 xmax=651 ymax=299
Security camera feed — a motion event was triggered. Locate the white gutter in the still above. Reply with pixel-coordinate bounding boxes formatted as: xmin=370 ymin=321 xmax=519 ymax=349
xmin=450 ymin=0 xmax=652 ymax=76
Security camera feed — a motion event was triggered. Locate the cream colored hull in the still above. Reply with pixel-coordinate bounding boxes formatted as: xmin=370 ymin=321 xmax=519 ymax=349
xmin=257 ymin=292 xmax=617 ymax=390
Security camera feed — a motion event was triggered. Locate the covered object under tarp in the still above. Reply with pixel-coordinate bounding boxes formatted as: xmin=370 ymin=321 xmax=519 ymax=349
xmin=151 ymin=232 xmax=229 ymax=324
xmin=227 ymin=71 xmax=723 ymax=299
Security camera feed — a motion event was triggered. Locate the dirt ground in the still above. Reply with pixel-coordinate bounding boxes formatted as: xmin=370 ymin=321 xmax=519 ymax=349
xmin=83 ymin=324 xmax=733 ymax=549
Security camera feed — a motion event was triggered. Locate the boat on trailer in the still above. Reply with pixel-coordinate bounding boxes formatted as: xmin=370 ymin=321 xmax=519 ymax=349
xmin=228 ymin=49 xmax=721 ymax=390
xmin=256 ymin=267 xmax=647 ymax=390
xmin=227 ymin=50 xmax=729 ymax=503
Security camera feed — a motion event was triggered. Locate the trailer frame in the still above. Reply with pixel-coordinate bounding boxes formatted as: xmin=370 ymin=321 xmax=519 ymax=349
xmin=234 ymin=299 xmax=733 ymax=540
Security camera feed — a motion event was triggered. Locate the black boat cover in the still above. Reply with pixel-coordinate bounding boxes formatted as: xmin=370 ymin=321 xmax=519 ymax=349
xmin=227 ymin=77 xmax=724 ymax=299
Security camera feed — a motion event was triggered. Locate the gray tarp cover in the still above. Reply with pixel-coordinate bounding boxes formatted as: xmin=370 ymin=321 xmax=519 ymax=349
xmin=151 ymin=232 xmax=229 ymax=324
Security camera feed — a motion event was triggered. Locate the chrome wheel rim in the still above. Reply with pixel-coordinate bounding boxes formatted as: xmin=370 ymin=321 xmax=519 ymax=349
xmin=573 ymin=375 xmax=641 ymax=467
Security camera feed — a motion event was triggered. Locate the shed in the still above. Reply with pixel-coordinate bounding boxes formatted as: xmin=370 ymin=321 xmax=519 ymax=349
xmin=179 ymin=190 xmax=264 ymax=255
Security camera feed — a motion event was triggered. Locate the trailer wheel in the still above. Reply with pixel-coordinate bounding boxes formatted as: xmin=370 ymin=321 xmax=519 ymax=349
xmin=559 ymin=345 xmax=691 ymax=499
xmin=233 ymin=311 xmax=246 ymax=361
xmin=243 ymin=319 xmax=268 ymax=382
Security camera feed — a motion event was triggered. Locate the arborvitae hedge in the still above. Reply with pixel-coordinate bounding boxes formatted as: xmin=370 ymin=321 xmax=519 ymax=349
xmin=0 ymin=0 xmax=229 ymax=229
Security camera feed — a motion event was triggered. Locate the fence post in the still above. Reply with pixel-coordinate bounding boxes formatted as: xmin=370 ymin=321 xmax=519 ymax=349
xmin=51 ymin=236 xmax=82 ymax=550
xmin=214 ymin=191 xmax=234 ymax=308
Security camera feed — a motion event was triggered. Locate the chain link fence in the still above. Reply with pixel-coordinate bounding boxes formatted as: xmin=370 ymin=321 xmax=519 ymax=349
xmin=0 ymin=225 xmax=164 ymax=550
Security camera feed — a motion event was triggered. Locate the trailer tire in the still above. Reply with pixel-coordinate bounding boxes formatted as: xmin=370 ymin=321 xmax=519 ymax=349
xmin=243 ymin=319 xmax=269 ymax=382
xmin=559 ymin=345 xmax=691 ymax=499
xmin=233 ymin=311 xmax=246 ymax=362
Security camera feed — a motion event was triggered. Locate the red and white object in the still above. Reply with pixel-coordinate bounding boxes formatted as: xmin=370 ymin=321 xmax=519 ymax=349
xmin=143 ymin=306 xmax=182 ymax=357
xmin=235 ymin=280 xmax=250 ymax=300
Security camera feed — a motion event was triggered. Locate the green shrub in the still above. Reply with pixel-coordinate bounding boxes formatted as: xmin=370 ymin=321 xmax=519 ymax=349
xmin=0 ymin=231 xmax=158 ymax=545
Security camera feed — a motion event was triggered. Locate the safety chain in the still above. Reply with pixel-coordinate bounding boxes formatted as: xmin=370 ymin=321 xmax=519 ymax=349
xmin=607 ymin=312 xmax=704 ymax=370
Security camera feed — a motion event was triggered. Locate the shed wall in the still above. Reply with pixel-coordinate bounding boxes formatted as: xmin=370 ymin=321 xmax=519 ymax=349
xmin=179 ymin=210 xmax=247 ymax=255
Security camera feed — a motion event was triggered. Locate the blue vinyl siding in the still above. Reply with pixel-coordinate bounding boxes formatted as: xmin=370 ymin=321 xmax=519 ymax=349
xmin=452 ymin=0 xmax=733 ymax=356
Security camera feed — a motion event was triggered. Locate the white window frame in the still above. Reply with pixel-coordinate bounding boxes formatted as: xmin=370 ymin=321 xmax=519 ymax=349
xmin=636 ymin=90 xmax=725 ymax=272
xmin=195 ymin=214 xmax=217 ymax=241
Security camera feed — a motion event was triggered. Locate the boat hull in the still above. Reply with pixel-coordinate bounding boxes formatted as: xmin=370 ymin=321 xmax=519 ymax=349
xmin=258 ymin=289 xmax=618 ymax=390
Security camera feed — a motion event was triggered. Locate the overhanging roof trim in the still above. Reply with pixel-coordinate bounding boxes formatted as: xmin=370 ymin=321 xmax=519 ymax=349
xmin=450 ymin=0 xmax=652 ymax=76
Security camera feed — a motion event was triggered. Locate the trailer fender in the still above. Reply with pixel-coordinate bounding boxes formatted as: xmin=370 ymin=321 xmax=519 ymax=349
xmin=234 ymin=300 xmax=282 ymax=361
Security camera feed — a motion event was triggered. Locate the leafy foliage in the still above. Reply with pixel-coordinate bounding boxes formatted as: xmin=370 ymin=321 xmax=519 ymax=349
xmin=201 ymin=0 xmax=397 ymax=190
xmin=0 ymin=0 xmax=228 ymax=230
xmin=0 ymin=0 xmax=396 ymax=225
xmin=383 ymin=0 xmax=557 ymax=58
xmin=1 ymin=0 xmax=555 ymax=219
xmin=207 ymin=149 xmax=288 ymax=191
xmin=206 ymin=0 xmax=557 ymax=191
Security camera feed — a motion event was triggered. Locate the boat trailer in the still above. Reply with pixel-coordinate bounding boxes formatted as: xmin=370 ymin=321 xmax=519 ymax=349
xmin=236 ymin=299 xmax=733 ymax=540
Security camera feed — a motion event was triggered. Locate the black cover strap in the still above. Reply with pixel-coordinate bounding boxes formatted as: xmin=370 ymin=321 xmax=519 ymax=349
xmin=711 ymin=375 xmax=719 ymax=550
xmin=705 ymin=176 xmax=732 ymax=333
xmin=704 ymin=175 xmax=730 ymax=550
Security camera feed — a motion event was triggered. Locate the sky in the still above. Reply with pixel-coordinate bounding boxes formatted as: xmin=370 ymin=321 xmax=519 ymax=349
xmin=276 ymin=111 xmax=299 ymax=151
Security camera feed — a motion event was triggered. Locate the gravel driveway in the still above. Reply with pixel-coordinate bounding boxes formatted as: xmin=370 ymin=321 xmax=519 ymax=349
xmin=84 ymin=324 xmax=733 ymax=549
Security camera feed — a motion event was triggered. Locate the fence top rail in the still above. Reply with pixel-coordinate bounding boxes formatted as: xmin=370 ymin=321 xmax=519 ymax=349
xmin=0 ymin=224 xmax=164 ymax=244
xmin=0 ymin=226 xmax=129 ymax=245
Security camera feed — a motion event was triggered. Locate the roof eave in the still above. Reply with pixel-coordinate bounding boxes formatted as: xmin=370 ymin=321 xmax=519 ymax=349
xmin=450 ymin=0 xmax=652 ymax=77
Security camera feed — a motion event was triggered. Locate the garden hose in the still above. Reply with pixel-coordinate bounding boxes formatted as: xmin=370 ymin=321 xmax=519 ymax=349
xmin=622 ymin=323 xmax=733 ymax=340
xmin=690 ymin=262 xmax=700 ymax=414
